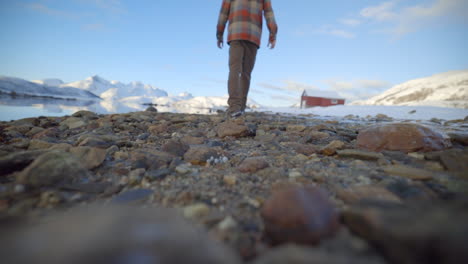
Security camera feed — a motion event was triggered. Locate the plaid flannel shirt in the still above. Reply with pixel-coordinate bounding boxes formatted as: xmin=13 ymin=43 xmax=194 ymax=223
xmin=217 ymin=0 xmax=278 ymax=48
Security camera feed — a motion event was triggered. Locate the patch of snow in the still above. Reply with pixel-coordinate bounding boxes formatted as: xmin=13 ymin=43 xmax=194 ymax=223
xmin=259 ymin=105 xmax=468 ymax=121
xmin=32 ymin=78 xmax=64 ymax=87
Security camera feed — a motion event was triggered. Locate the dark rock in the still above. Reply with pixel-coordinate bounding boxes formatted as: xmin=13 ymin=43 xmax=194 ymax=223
xmin=130 ymin=149 xmax=174 ymax=170
xmin=357 ymin=123 xmax=451 ymax=153
xmin=0 ymin=150 xmax=48 ymax=177
xmin=16 ymin=151 xmax=90 ymax=187
xmin=261 ymin=185 xmax=340 ymax=245
xmin=162 ymin=140 xmax=189 ymax=157
xmin=145 ymin=106 xmax=158 ymax=112
xmin=72 ymin=110 xmax=98 ymax=120
xmin=337 ymin=149 xmax=385 ymax=161
xmin=448 ymin=132 xmax=468 ymax=146
xmin=60 ymin=182 xmax=112 ymax=194
xmin=238 ymin=157 xmax=270 ymax=173
xmin=252 ymin=244 xmax=383 ymax=264
xmin=342 ymin=199 xmax=468 ymax=264
xmin=147 ymin=168 xmax=172 ymax=181
xmin=426 ymin=149 xmax=468 ymax=179
xmin=111 ymin=189 xmax=154 ymax=204
xmin=0 ymin=206 xmax=240 ymax=264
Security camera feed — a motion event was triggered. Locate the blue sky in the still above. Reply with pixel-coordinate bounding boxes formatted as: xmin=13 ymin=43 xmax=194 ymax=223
xmin=1 ymin=0 xmax=467 ymax=106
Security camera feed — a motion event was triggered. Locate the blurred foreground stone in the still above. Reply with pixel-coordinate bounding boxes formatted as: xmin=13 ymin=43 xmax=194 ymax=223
xmin=0 ymin=206 xmax=240 ymax=264
xmin=342 ymin=199 xmax=468 ymax=264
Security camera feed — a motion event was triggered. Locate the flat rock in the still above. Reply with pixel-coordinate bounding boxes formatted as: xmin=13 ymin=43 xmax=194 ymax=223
xmin=342 ymin=199 xmax=468 ymax=264
xmin=60 ymin=117 xmax=87 ymax=129
xmin=321 ymin=140 xmax=345 ymax=156
xmin=238 ymin=157 xmax=270 ymax=173
xmin=28 ymin=139 xmax=53 ymax=150
xmin=16 ymin=151 xmax=89 ymax=187
xmin=70 ymin=147 xmax=107 ymax=170
xmin=0 ymin=206 xmax=240 ymax=264
xmin=337 ymin=149 xmax=385 ymax=160
xmin=111 ymin=189 xmax=154 ymax=204
xmin=357 ymin=123 xmax=451 ymax=153
xmin=216 ymin=121 xmax=249 ymax=138
xmin=261 ymin=185 xmax=340 ymax=245
xmin=382 ymin=165 xmax=437 ymax=181
xmin=336 ymin=185 xmax=402 ymax=204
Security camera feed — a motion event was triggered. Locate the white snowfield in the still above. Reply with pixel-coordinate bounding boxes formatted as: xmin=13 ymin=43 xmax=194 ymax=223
xmin=352 ymin=70 xmax=468 ymax=109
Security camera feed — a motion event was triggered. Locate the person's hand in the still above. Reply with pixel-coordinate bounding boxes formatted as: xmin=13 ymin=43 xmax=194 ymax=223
xmin=217 ymin=40 xmax=224 ymax=49
xmin=268 ymin=39 xmax=276 ymax=49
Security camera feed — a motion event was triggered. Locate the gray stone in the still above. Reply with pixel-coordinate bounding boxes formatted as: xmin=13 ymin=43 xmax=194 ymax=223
xmin=0 ymin=206 xmax=240 ymax=264
xmin=111 ymin=189 xmax=154 ymax=204
xmin=70 ymin=146 xmax=107 ymax=170
xmin=16 ymin=151 xmax=90 ymax=187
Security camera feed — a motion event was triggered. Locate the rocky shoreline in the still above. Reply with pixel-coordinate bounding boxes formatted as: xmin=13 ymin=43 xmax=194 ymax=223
xmin=1 ymin=109 xmax=467 ymax=264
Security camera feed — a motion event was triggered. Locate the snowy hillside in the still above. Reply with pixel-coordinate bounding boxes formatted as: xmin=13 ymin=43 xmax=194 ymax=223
xmin=0 ymin=76 xmax=100 ymax=100
xmin=352 ymin=70 xmax=468 ymax=109
xmin=63 ymin=75 xmax=168 ymax=99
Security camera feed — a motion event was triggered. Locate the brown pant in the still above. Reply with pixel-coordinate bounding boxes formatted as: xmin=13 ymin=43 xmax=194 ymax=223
xmin=228 ymin=40 xmax=258 ymax=113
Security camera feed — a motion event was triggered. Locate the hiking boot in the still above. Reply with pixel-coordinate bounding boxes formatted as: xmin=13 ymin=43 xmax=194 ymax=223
xmin=230 ymin=110 xmax=244 ymax=118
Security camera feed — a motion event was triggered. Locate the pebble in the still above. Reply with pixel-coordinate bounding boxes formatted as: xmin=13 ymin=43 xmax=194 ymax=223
xmin=183 ymin=203 xmax=211 ymax=220
xmin=261 ymin=185 xmax=340 ymax=245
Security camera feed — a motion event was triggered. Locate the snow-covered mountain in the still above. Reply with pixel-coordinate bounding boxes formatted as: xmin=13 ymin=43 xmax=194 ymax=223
xmin=63 ymin=75 xmax=168 ymax=99
xmin=0 ymin=76 xmax=100 ymax=100
xmin=352 ymin=70 xmax=468 ymax=109
xmin=0 ymin=75 xmax=260 ymax=115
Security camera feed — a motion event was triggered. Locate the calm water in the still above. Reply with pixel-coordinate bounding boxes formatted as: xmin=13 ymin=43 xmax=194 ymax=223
xmin=0 ymin=95 xmax=219 ymax=121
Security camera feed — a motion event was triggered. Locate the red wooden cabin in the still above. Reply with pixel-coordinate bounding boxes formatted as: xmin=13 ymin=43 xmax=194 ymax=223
xmin=300 ymin=90 xmax=345 ymax=108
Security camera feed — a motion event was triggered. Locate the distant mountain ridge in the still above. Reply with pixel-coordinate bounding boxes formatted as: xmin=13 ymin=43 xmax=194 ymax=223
xmin=352 ymin=70 xmax=468 ymax=109
xmin=0 ymin=76 xmax=100 ymax=100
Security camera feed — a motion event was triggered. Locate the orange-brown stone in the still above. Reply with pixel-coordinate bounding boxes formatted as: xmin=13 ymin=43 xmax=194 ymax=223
xmin=261 ymin=185 xmax=340 ymax=245
xmin=356 ymin=123 xmax=451 ymax=153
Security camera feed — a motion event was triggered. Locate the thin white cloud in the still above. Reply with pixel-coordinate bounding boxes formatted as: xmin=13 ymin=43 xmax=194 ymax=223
xmin=294 ymin=24 xmax=355 ymax=39
xmin=360 ymin=1 xmax=398 ymax=21
xmin=24 ymin=3 xmax=81 ymax=19
xmin=323 ymin=79 xmax=391 ymax=101
xmin=82 ymin=23 xmax=106 ymax=31
xmin=340 ymin=18 xmax=362 ymax=27
xmin=258 ymin=81 xmax=319 ymax=93
xmin=76 ymin=0 xmax=126 ymax=15
xmin=360 ymin=0 xmax=468 ymax=36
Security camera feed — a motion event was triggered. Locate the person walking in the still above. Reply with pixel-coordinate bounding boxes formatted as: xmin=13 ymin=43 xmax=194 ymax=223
xmin=217 ymin=0 xmax=278 ymax=118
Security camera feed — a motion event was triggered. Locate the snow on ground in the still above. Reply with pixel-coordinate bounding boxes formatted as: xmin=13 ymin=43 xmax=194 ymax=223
xmin=258 ymin=105 xmax=468 ymax=121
